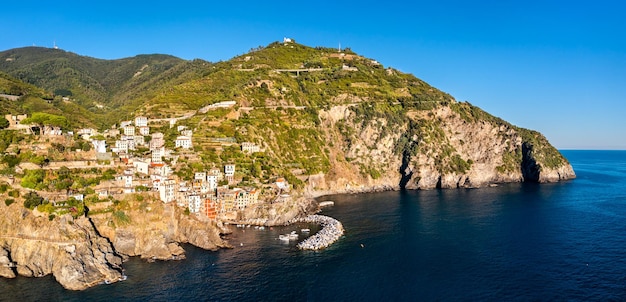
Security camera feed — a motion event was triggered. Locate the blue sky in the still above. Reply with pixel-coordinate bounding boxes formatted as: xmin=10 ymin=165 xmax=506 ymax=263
xmin=2 ymin=1 xmax=625 ymax=149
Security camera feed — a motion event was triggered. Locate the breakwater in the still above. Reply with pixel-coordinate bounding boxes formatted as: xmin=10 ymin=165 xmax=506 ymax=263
xmin=293 ymin=215 xmax=344 ymax=250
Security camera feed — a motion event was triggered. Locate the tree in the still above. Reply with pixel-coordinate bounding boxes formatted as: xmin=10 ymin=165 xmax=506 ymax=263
xmin=21 ymin=169 xmax=45 ymax=190
xmin=23 ymin=191 xmax=44 ymax=209
xmin=20 ymin=112 xmax=68 ymax=135
xmin=0 ymin=117 xmax=9 ymax=129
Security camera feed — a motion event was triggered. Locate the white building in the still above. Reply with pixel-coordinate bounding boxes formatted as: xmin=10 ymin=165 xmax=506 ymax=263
xmin=123 ymin=125 xmax=135 ymax=136
xmin=241 ymin=142 xmax=260 ymax=153
xmin=209 ymin=168 xmax=223 ymax=180
xmin=152 ymin=147 xmax=164 ymax=163
xmin=224 ymin=164 xmax=235 ymax=177
xmin=135 ymin=116 xmax=148 ymax=127
xmin=175 ymin=136 xmax=192 ymax=149
xmin=276 ymin=177 xmax=289 ymax=190
xmin=195 ymin=172 xmax=207 ymax=181
xmin=134 ymin=135 xmax=145 ymax=146
xmin=188 ymin=193 xmax=202 ymax=213
xmin=206 ymin=175 xmax=218 ymax=191
xmin=115 ymin=140 xmax=129 ymax=153
xmin=158 ymin=179 xmax=176 ymax=203
xmin=120 ymin=121 xmax=132 ymax=128
xmin=138 ymin=126 xmax=150 ymax=136
xmin=122 ymin=172 xmax=133 ymax=188
xmin=133 ymin=159 xmax=150 ymax=175
xmin=92 ymin=140 xmax=107 ymax=153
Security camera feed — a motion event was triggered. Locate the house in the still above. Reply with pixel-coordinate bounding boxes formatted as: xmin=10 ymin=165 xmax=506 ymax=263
xmin=97 ymin=189 xmax=109 ymax=199
xmin=133 ymin=135 xmax=145 ymax=146
xmin=195 ymin=172 xmax=207 ymax=181
xmin=120 ymin=121 xmax=133 ymax=128
xmin=78 ymin=128 xmax=96 ymax=140
xmin=152 ymin=147 xmax=164 ymax=163
xmin=91 ymin=139 xmax=107 ymax=153
xmin=204 ymin=197 xmax=217 ymax=219
xmin=72 ymin=194 xmax=84 ymax=202
xmin=122 ymin=171 xmax=133 ymax=188
xmin=234 ymin=189 xmax=248 ymax=210
xmin=206 ymin=175 xmax=218 ymax=192
xmin=188 ymin=193 xmax=202 ymax=213
xmin=175 ymin=136 xmax=192 ymax=149
xmin=276 ymin=178 xmax=289 ymax=190
xmin=341 ymin=64 xmax=358 ymax=71
xmin=133 ymin=159 xmax=150 ymax=175
xmin=135 ymin=116 xmax=148 ymax=127
xmin=224 ymin=164 xmax=235 ymax=178
xmin=114 ymin=140 xmax=129 ymax=153
xmin=209 ymin=168 xmax=223 ymax=180
xmin=177 ymin=125 xmax=188 ymax=132
xmin=105 ymin=128 xmax=120 ymax=137
xmin=4 ymin=114 xmax=26 ymax=126
xmin=241 ymin=142 xmax=260 ymax=153
xmin=233 ymin=188 xmax=261 ymax=210
xmin=150 ymin=132 xmax=164 ymax=149
xmin=158 ymin=178 xmax=176 ymax=203
xmin=123 ymin=125 xmax=135 ymax=136
xmin=217 ymin=189 xmax=236 ymax=212
xmin=138 ymin=126 xmax=150 ymax=136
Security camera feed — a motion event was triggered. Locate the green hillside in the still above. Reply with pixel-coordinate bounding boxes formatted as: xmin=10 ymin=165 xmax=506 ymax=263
xmin=0 ymin=47 xmax=211 ymax=128
xmin=0 ymin=41 xmax=572 ymax=188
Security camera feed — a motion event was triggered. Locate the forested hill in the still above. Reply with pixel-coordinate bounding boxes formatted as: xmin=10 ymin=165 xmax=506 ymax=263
xmin=0 ymin=41 xmax=574 ymax=189
xmin=0 ymin=47 xmax=210 ymax=128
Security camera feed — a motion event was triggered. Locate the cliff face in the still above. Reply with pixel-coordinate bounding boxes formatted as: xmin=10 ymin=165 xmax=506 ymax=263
xmin=0 ymin=205 xmax=123 ymax=290
xmin=0 ymin=196 xmax=229 ymax=290
xmin=305 ymin=103 xmax=575 ymax=196
xmin=90 ymin=197 xmax=229 ymax=261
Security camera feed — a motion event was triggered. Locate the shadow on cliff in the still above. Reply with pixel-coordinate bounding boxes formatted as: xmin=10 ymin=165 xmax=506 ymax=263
xmin=521 ymin=142 xmax=540 ymax=183
xmin=399 ymin=150 xmax=413 ymax=190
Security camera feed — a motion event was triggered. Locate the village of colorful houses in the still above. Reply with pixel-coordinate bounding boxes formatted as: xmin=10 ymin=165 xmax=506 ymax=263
xmin=4 ymin=113 xmax=290 ymax=221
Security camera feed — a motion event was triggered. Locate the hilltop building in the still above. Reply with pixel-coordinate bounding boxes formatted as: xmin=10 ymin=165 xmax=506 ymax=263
xmin=135 ymin=116 xmax=148 ymax=127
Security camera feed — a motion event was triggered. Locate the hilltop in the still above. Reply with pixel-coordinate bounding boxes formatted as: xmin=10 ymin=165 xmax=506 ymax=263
xmin=0 ymin=40 xmax=574 ymax=191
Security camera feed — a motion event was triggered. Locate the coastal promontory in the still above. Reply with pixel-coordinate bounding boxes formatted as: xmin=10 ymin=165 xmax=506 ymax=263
xmin=0 ymin=40 xmax=574 ymax=290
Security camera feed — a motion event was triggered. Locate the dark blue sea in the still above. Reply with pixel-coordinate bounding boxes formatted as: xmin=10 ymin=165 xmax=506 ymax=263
xmin=2 ymin=150 xmax=626 ymax=301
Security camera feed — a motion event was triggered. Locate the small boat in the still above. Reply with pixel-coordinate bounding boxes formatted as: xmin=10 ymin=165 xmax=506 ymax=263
xmin=259 ymin=226 xmax=265 ymax=230
xmin=119 ymin=275 xmax=128 ymax=281
xmin=319 ymin=201 xmax=335 ymax=207
xmin=289 ymin=231 xmax=299 ymax=240
xmin=301 ymin=228 xmax=310 ymax=233
xmin=279 ymin=234 xmax=290 ymax=241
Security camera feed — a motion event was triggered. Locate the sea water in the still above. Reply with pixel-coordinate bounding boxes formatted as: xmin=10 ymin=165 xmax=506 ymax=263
xmin=2 ymin=150 xmax=625 ymax=301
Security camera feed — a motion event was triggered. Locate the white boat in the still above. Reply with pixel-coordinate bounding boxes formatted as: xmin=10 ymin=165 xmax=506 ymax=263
xmin=279 ymin=234 xmax=290 ymax=241
xmin=301 ymin=228 xmax=310 ymax=233
xmin=319 ymin=201 xmax=335 ymax=207
xmin=259 ymin=226 xmax=265 ymax=230
xmin=289 ymin=231 xmax=299 ymax=240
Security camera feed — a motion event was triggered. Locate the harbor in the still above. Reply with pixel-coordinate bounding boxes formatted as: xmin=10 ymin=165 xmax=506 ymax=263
xmin=293 ymin=215 xmax=344 ymax=250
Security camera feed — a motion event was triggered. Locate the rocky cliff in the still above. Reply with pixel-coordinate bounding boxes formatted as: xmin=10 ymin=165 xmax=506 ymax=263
xmin=0 ymin=196 xmax=230 ymax=290
xmin=90 ymin=197 xmax=229 ymax=261
xmin=303 ymin=102 xmax=575 ymax=197
xmin=0 ymin=204 xmax=123 ymax=290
